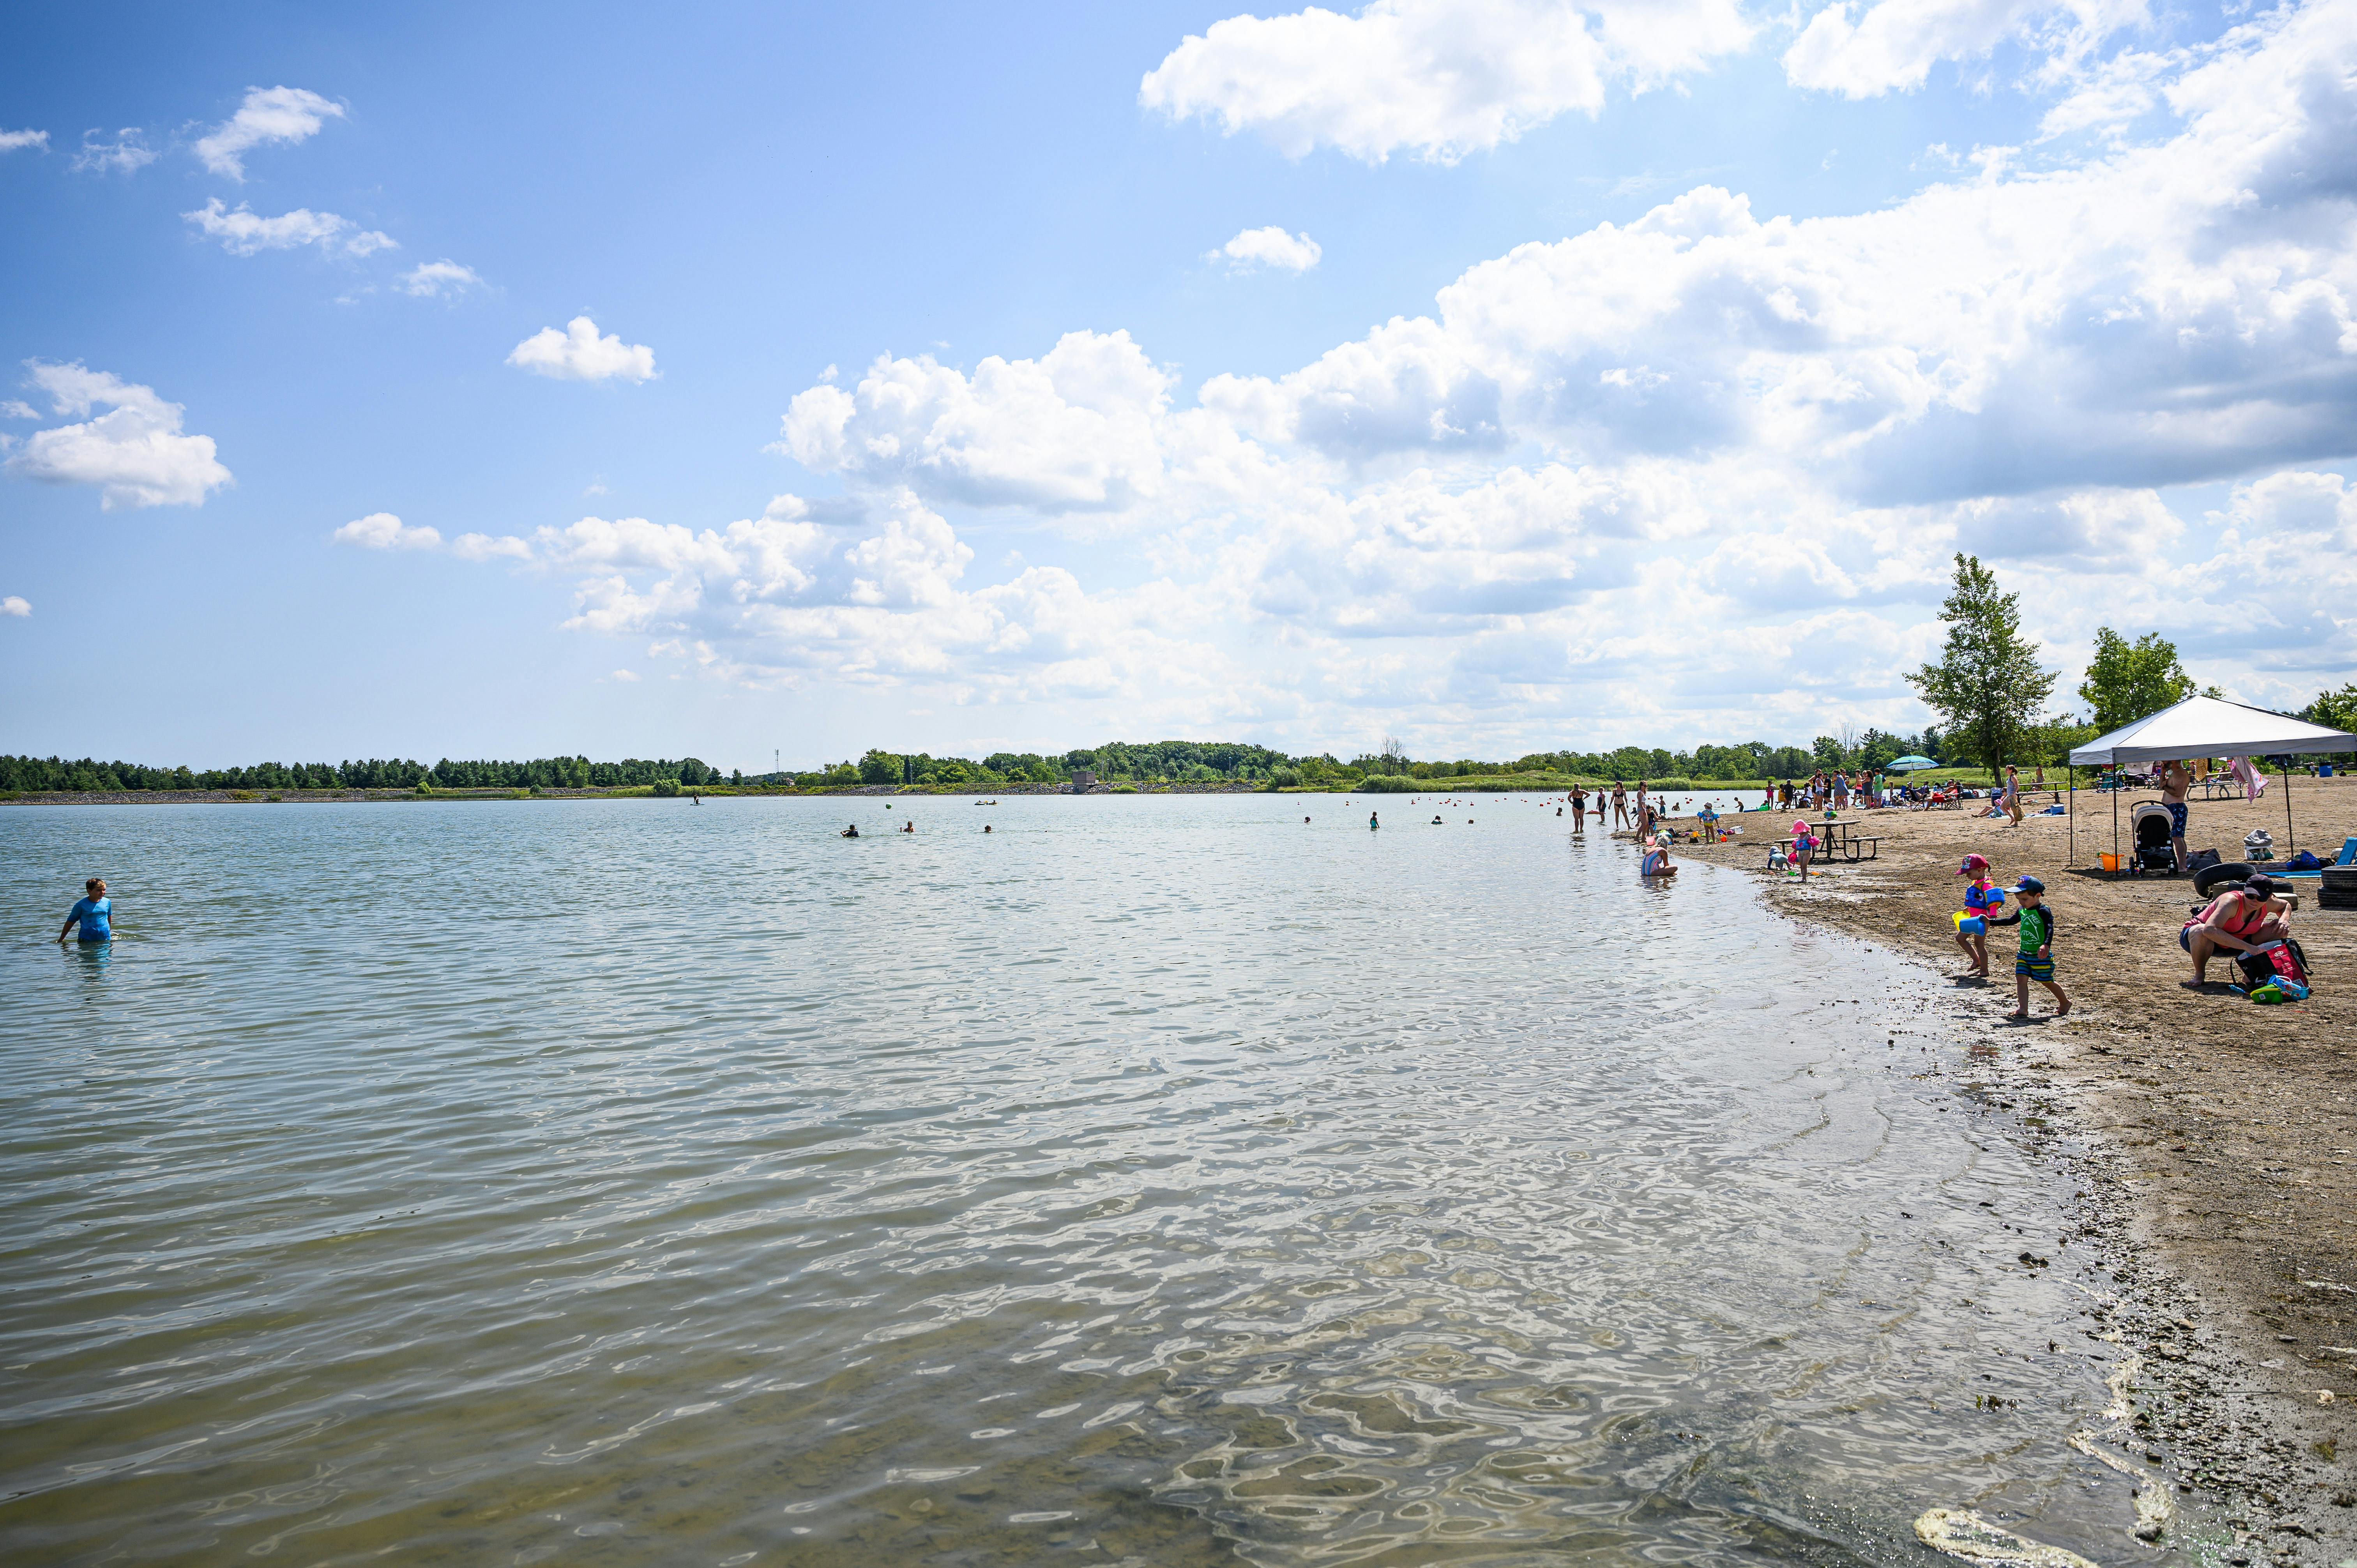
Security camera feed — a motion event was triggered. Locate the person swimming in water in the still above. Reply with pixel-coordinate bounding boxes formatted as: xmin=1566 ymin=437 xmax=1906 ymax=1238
xmin=1369 ymin=810 xmax=1380 ymax=830
xmin=983 ymin=823 xmax=993 ymax=833
xmin=902 ymin=820 xmax=914 ymax=833
xmin=841 ymin=823 xmax=860 ymax=837
xmin=60 ymin=878 xmax=113 ymax=943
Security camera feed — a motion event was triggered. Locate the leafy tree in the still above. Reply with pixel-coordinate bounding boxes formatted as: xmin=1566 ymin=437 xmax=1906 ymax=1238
xmin=2303 ymin=682 xmax=2357 ymax=734
xmin=858 ymin=749 xmax=898 ymax=784
xmin=1811 ymin=735 xmax=1844 ymax=769
xmin=1906 ymin=553 xmax=2057 ymax=780
xmin=2077 ymin=626 xmax=2196 ymax=733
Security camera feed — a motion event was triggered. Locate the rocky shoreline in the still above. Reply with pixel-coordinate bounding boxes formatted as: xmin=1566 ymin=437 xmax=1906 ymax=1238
xmin=1670 ymin=788 xmax=2356 ymax=1560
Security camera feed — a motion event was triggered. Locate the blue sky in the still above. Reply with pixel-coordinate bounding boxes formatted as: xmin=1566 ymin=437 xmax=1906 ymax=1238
xmin=4 ymin=0 xmax=2352 ymax=771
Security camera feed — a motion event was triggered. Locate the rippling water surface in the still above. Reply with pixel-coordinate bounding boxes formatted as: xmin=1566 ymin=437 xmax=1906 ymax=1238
xmin=3 ymin=797 xmax=2153 ymax=1566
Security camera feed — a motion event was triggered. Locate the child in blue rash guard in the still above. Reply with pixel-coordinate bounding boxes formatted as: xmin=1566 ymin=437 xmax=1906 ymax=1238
xmin=1987 ymin=876 xmax=2069 ymax=1021
xmin=58 ymin=878 xmax=113 ymax=944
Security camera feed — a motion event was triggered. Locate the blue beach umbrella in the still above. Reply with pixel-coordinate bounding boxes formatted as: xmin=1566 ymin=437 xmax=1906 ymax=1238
xmin=1887 ymin=755 xmax=1940 ymax=771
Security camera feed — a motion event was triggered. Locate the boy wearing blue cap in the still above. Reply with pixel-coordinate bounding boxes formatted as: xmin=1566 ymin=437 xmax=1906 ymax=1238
xmin=1988 ymin=876 xmax=2069 ymax=1020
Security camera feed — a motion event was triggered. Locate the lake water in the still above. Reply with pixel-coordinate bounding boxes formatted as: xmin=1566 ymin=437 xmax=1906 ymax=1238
xmin=2 ymin=796 xmax=2157 ymax=1566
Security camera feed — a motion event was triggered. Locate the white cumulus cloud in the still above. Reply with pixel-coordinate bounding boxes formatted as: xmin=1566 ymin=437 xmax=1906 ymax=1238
xmin=1141 ymin=0 xmax=1753 ymax=162
xmin=0 ymin=129 xmax=48 ymax=154
xmin=1784 ymin=0 xmax=2150 ymax=97
xmin=4 ymin=362 xmax=232 ymax=510
xmin=194 ymin=86 xmax=345 ymax=179
xmin=399 ymin=261 xmax=482 ymax=297
xmin=183 ymin=198 xmax=396 ymax=258
xmin=1215 ymin=226 xmax=1323 ymax=271
xmin=333 ymin=512 xmax=442 ymax=549
xmin=1 ymin=596 xmax=29 ymax=618
xmin=71 ymin=129 xmax=155 ymax=175
xmin=777 ymin=331 xmax=1175 ymax=512
xmin=372 ymin=0 xmax=2357 ymax=745
xmin=507 ymin=317 xmax=658 ymax=382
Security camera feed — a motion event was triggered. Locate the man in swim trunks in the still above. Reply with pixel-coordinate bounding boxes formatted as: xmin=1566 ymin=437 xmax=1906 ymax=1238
xmin=58 ymin=878 xmax=113 ymax=943
xmin=2159 ymin=759 xmax=2190 ymax=872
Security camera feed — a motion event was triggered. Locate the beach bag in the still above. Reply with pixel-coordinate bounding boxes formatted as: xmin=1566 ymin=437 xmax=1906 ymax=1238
xmin=2286 ymin=849 xmax=2323 ymax=871
xmin=2235 ymin=938 xmax=2310 ymax=992
xmin=2186 ymin=848 xmax=2221 ymax=876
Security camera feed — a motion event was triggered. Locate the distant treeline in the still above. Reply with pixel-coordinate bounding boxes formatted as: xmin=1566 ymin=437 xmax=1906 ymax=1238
xmin=802 ymin=730 xmax=1946 ymax=788
xmin=0 ymin=754 xmax=724 ymax=793
xmin=2 ymin=729 xmax=1956 ymax=795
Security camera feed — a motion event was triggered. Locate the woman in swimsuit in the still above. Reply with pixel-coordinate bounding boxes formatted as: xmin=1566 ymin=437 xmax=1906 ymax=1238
xmin=2180 ymin=877 xmax=2283 ymax=985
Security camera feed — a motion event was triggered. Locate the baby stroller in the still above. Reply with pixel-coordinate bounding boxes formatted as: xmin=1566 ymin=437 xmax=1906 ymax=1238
xmin=2129 ymin=801 xmax=2177 ymax=872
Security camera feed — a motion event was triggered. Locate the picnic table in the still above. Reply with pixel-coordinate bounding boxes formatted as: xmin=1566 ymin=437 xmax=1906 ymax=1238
xmin=1763 ymin=816 xmax=1883 ymax=867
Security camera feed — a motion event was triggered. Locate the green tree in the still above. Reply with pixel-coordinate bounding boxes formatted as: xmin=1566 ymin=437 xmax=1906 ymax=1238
xmin=2303 ymin=682 xmax=2357 ymax=734
xmin=2077 ymin=626 xmax=2196 ymax=733
xmin=858 ymin=749 xmax=898 ymax=784
xmin=1906 ymin=553 xmax=2057 ymax=780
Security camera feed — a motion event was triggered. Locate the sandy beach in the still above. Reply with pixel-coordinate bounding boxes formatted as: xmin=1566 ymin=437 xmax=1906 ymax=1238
xmin=1674 ymin=779 xmax=2357 ymax=1553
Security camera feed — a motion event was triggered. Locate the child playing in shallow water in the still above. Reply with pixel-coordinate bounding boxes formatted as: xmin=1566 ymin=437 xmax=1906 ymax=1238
xmin=58 ymin=878 xmax=113 ymax=943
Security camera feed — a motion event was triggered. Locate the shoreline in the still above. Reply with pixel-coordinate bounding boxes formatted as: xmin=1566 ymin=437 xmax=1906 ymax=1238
xmin=1678 ymin=791 xmax=2356 ymax=1556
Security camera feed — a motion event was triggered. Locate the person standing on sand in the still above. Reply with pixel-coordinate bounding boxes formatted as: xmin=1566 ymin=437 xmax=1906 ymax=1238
xmin=58 ymin=878 xmax=113 ymax=944
xmin=1987 ymin=876 xmax=2069 ymax=1020
xmin=1953 ymin=855 xmax=2000 ymax=979
xmin=2159 ymin=759 xmax=2191 ymax=872
xmin=2002 ymin=765 xmax=2024 ymax=828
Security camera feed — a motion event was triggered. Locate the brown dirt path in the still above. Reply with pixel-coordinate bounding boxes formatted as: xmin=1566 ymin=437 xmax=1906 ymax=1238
xmin=1670 ymin=779 xmax=2357 ymax=1555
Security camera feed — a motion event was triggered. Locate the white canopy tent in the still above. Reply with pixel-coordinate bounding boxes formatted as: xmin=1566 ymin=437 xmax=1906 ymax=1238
xmin=2063 ymin=694 xmax=2357 ymax=870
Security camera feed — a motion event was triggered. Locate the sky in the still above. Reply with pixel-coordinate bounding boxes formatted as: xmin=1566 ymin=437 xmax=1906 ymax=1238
xmin=2 ymin=0 xmax=2353 ymax=772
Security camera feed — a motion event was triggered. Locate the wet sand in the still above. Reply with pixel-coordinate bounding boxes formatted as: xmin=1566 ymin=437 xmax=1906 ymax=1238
xmin=1671 ymin=779 xmax=2357 ymax=1556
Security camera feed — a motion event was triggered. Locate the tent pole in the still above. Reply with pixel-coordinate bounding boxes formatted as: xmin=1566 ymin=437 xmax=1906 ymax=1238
xmin=2112 ymin=781 xmax=2119 ymax=878
xmin=2285 ymin=758 xmax=2294 ymax=856
xmin=2067 ymin=766 xmax=2074 ymax=866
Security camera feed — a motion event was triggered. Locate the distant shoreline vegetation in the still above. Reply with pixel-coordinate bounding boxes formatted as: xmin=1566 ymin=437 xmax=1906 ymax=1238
xmin=3 ymin=731 xmax=2011 ymax=800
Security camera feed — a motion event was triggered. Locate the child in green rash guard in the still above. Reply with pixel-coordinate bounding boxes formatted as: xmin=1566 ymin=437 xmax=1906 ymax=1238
xmin=1988 ymin=876 xmax=2070 ymax=1021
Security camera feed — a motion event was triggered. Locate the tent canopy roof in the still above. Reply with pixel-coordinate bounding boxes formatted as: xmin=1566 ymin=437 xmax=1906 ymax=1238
xmin=2068 ymin=694 xmax=2357 ymax=766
